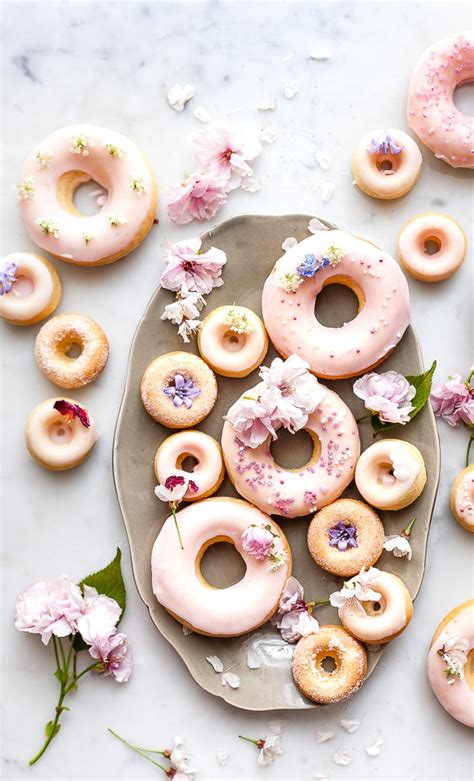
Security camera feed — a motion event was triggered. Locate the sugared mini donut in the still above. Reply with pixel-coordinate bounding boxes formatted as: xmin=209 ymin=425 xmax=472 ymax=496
xmin=25 ymin=397 xmax=99 ymax=470
xmin=352 ymin=129 xmax=422 ymax=199
xmin=292 ymin=625 xmax=367 ymax=704
xmin=450 ymin=465 xmax=474 ymax=532
xmin=407 ymin=32 xmax=474 ymax=169
xmin=307 ymin=498 xmax=384 ymax=577
xmin=151 ymin=497 xmax=291 ymax=636
xmin=154 ymin=430 xmax=225 ymax=501
xmin=35 ymin=313 xmax=109 ymax=389
xmin=0 ymin=252 xmax=61 ymax=326
xmin=427 ymin=599 xmax=474 ymax=728
xmin=197 ymin=305 xmax=268 ymax=378
xmin=355 ymin=439 xmax=426 ymax=511
xmin=16 ymin=124 xmax=158 ymax=265
xmin=222 ymin=382 xmax=360 ymax=518
xmin=398 ymin=214 xmax=467 ymax=282
xmin=261 ymin=230 xmax=410 ymax=380
xmin=141 ymin=351 xmax=217 ymax=428
xmin=338 ymin=569 xmax=413 ymax=644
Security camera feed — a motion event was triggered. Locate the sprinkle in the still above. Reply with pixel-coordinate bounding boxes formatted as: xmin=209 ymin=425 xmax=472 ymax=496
xmin=35 ymin=218 xmax=59 ymax=238
xmin=206 ymin=655 xmax=224 ymax=673
xmin=105 ymin=142 xmax=125 ymax=157
xmin=35 ymin=150 xmax=52 ymax=168
xmin=15 ymin=178 xmax=35 ymax=200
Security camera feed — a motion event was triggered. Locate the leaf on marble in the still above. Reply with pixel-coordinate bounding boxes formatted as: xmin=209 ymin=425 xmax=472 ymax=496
xmin=79 ymin=548 xmax=126 ymax=617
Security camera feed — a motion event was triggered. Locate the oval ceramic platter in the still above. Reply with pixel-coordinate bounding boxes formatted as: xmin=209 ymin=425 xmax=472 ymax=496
xmin=113 ymin=213 xmax=440 ymax=711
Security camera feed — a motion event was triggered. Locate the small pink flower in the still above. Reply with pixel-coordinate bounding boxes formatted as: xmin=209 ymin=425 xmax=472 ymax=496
xmin=88 ymin=631 xmax=133 ymax=682
xmin=155 ymin=474 xmax=198 ymax=504
xmin=167 ymin=172 xmax=228 ymax=225
xmin=160 ymin=238 xmax=227 ymax=295
xmin=240 ymin=525 xmax=274 ymax=560
xmin=353 ymin=370 xmax=415 ymax=425
xmin=14 ymin=576 xmax=85 ymax=645
xmin=259 ymin=354 xmax=324 ymax=432
xmin=271 ymin=577 xmax=319 ymax=643
xmin=457 ymin=397 xmax=474 ymax=427
xmin=193 ymin=126 xmax=261 ymax=191
xmin=76 ymin=586 xmax=121 ymax=644
xmin=226 ymin=396 xmax=278 ymax=448
xmin=430 ymin=373 xmax=470 ymax=427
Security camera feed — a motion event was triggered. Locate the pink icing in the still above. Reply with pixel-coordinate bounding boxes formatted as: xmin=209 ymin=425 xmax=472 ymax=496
xmin=454 ymin=467 xmax=474 ymax=529
xmin=355 ymin=440 xmax=421 ymax=510
xmin=339 ymin=570 xmax=411 ymax=644
xmin=407 ymin=31 xmax=474 ymax=169
xmin=0 ymin=252 xmax=56 ymax=323
xmin=398 ymin=214 xmax=466 ymax=280
xmin=354 ymin=128 xmax=422 ymax=198
xmin=261 ymin=230 xmax=410 ymax=379
xmin=154 ymin=430 xmax=223 ymax=500
xmin=198 ymin=306 xmax=267 ymax=376
xmin=25 ymin=398 xmax=99 ymax=469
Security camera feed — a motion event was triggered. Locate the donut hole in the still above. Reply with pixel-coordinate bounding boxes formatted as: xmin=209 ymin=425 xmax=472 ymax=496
xmin=198 ymin=538 xmax=246 ymax=588
xmin=315 ymin=279 xmax=362 ymax=327
xmin=423 ymin=236 xmax=442 ymax=256
xmin=49 ymin=420 xmax=74 ymax=444
xmin=222 ymin=329 xmax=246 ymax=353
xmin=363 ymin=597 xmax=386 ymax=617
xmin=453 ymin=81 xmax=474 ymax=116
xmin=377 ymin=462 xmax=396 ymax=485
xmin=64 ymin=342 xmax=83 ymax=360
xmin=177 ymin=454 xmax=199 ymax=473
xmin=320 ymin=655 xmax=337 ymax=673
xmin=270 ymin=428 xmax=320 ymax=470
xmin=11 ymin=275 xmax=34 ymax=298
xmin=57 ymin=170 xmax=110 ymax=217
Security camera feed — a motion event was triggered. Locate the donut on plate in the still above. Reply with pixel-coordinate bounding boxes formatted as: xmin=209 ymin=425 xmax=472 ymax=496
xmin=355 ymin=439 xmax=426 ymax=511
xmin=197 ymin=305 xmax=268 ymax=377
xmin=154 ymin=430 xmax=225 ymax=501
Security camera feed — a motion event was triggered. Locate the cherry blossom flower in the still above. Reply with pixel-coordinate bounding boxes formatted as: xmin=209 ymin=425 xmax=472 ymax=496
xmin=329 ymin=567 xmax=382 ymax=612
xmin=15 ymin=576 xmax=85 ymax=645
xmin=353 ymin=370 xmax=416 ymax=425
xmin=109 ymin=731 xmax=197 ymax=779
xmin=169 ymin=736 xmax=197 ymax=777
xmin=241 ymin=524 xmax=274 ymax=560
xmin=383 ymin=516 xmax=416 ymax=560
xmin=167 ymin=173 xmax=228 ymax=225
xmin=239 ymin=730 xmax=284 ymax=766
xmin=161 ymin=291 xmax=204 ymax=343
xmin=430 ymin=372 xmax=470 ymax=426
xmin=193 ymin=126 xmax=261 ymax=191
xmin=155 ymin=475 xmax=198 ymax=549
xmin=160 ymin=238 xmax=227 ymax=295
xmin=167 ymin=83 xmax=195 ymax=112
xmin=437 ymin=635 xmax=469 ymax=684
xmin=271 ymin=576 xmax=322 ymax=643
xmin=458 ymin=397 xmax=474 ymax=426
xmin=259 ymin=354 xmax=324 ymax=433
xmin=87 ymin=631 xmax=132 ymax=683
xmin=226 ymin=395 xmax=278 ymax=448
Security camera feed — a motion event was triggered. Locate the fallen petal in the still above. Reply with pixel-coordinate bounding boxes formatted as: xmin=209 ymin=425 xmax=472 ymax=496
xmin=193 ymin=106 xmax=211 ymax=123
xmin=222 ymin=671 xmax=240 ymax=688
xmin=258 ymin=99 xmax=276 ymax=111
xmin=216 ymin=751 xmax=230 ymax=765
xmin=283 ymin=80 xmax=299 ymax=99
xmin=320 ymin=181 xmax=335 ymax=203
xmin=282 ymin=236 xmax=298 ymax=251
xmin=365 ymin=738 xmax=383 ymax=757
xmin=310 ymin=46 xmax=331 ymax=60
xmin=316 ymin=729 xmax=334 ymax=743
xmin=339 ymin=719 xmax=360 ymax=734
xmin=308 ymin=217 xmax=330 ymax=233
xmin=206 ymin=655 xmax=224 ymax=673
xmin=241 ymin=177 xmax=261 ymax=193
xmin=333 ymin=749 xmax=351 ymax=766
xmin=167 ymin=83 xmax=195 ymax=112
xmin=260 ymin=124 xmax=278 ymax=145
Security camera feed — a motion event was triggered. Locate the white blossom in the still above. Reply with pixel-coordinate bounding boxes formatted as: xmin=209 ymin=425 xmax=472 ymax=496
xmin=383 ymin=534 xmax=412 ymax=560
xmin=168 ymin=83 xmax=195 ymax=112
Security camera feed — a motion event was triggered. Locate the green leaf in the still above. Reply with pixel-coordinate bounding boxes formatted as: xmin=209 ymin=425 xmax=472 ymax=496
xmin=79 ymin=548 xmax=126 ymax=619
xmin=45 ymin=721 xmax=61 ymax=739
xmin=370 ymin=361 xmax=437 ymax=433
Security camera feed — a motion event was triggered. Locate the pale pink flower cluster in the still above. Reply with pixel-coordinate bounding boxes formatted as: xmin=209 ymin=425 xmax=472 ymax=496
xmin=271 ymin=577 xmax=320 ymax=643
xmin=430 ymin=371 xmax=474 ymax=427
xmin=241 ymin=525 xmax=274 ymax=560
xmin=353 ymin=370 xmax=416 ymax=425
xmin=329 ymin=567 xmax=381 ymax=613
xmin=167 ymin=126 xmax=261 ymax=224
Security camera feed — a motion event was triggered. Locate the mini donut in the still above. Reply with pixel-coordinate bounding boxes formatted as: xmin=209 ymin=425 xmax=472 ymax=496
xmin=154 ymin=430 xmax=225 ymax=501
xmin=261 ymin=230 xmax=410 ymax=380
xmin=141 ymin=351 xmax=217 ymax=428
xmin=307 ymin=498 xmax=384 ymax=577
xmin=0 ymin=252 xmax=61 ymax=326
xmin=450 ymin=465 xmax=474 ymax=532
xmin=352 ymin=129 xmax=422 ymax=200
xmin=25 ymin=397 xmax=99 ymax=470
xmin=197 ymin=305 xmax=268 ymax=378
xmin=151 ymin=496 xmax=291 ymax=636
xmin=338 ymin=569 xmax=413 ymax=644
xmin=355 ymin=439 xmax=426 ymax=511
xmin=407 ymin=32 xmax=474 ymax=169
xmin=398 ymin=214 xmax=467 ymax=282
xmin=222 ymin=382 xmax=360 ymax=518
xmin=35 ymin=313 xmax=109 ymax=389
xmin=292 ymin=625 xmax=367 ymax=704
xmin=427 ymin=599 xmax=474 ymax=728
xmin=16 ymin=124 xmax=158 ymax=266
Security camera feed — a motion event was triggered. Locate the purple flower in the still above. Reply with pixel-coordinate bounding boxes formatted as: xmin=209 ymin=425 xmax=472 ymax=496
xmin=430 ymin=374 xmax=470 ymax=427
xmin=328 ymin=521 xmax=358 ymax=552
xmin=353 ymin=370 xmax=416 ymax=425
xmin=164 ymin=374 xmax=201 ymax=408
xmin=0 ymin=260 xmax=18 ymax=295
xmin=367 ymin=132 xmax=403 ymax=155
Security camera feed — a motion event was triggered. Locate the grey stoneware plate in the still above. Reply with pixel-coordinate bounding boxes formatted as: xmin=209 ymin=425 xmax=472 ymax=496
xmin=113 ymin=213 xmax=440 ymax=711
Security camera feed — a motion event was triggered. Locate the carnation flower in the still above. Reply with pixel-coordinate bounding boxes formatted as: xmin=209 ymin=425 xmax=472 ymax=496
xmin=353 ymin=370 xmax=416 ymax=425
xmin=15 ymin=576 xmax=85 ymax=645
xmin=193 ymin=126 xmax=261 ymax=191
xmin=76 ymin=586 xmax=121 ymax=645
xmin=160 ymin=238 xmax=227 ymax=295
xmin=240 ymin=524 xmax=274 ymax=560
xmin=271 ymin=576 xmax=322 ymax=643
xmin=430 ymin=373 xmax=470 ymax=426
xmin=167 ymin=172 xmax=228 ymax=224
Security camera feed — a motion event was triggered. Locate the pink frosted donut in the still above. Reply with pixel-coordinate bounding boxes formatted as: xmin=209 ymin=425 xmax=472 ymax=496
xmin=352 ymin=129 xmax=422 ymax=199
xmin=407 ymin=32 xmax=474 ymax=169
xmin=450 ymin=465 xmax=474 ymax=532
xmin=197 ymin=305 xmax=268 ymax=377
xmin=0 ymin=252 xmax=61 ymax=326
xmin=398 ymin=214 xmax=467 ymax=282
xmin=25 ymin=397 xmax=99 ymax=470
xmin=154 ymin=430 xmax=225 ymax=501
xmin=355 ymin=439 xmax=426 ymax=511
xmin=222 ymin=382 xmax=360 ymax=518
xmin=428 ymin=600 xmax=474 ymax=728
xmin=16 ymin=124 xmax=158 ymax=265
xmin=261 ymin=230 xmax=410 ymax=380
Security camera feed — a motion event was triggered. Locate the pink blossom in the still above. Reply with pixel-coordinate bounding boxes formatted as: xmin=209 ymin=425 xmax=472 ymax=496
xmin=160 ymin=238 xmax=227 ymax=295
xmin=193 ymin=126 xmax=261 ymax=191
xmin=271 ymin=577 xmax=319 ymax=643
xmin=353 ymin=370 xmax=415 ymax=425
xmin=76 ymin=586 xmax=121 ymax=645
xmin=14 ymin=576 xmax=85 ymax=645
xmin=430 ymin=373 xmax=469 ymax=426
xmin=167 ymin=173 xmax=228 ymax=225
xmin=88 ymin=631 xmax=133 ymax=682
xmin=259 ymin=354 xmax=324 ymax=432
xmin=226 ymin=396 xmax=277 ymax=448
xmin=240 ymin=525 xmax=274 ymax=560
xmin=458 ymin=397 xmax=474 ymax=427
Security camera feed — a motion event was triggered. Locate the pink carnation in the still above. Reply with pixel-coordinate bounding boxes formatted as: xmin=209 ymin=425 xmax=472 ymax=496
xmin=14 ymin=576 xmax=85 ymax=645
xmin=167 ymin=172 xmax=227 ymax=225
xmin=458 ymin=397 xmax=474 ymax=427
xmin=159 ymin=237 xmax=227 ymax=295
xmin=240 ymin=525 xmax=274 ymax=560
xmin=430 ymin=374 xmax=470 ymax=427
xmin=353 ymin=370 xmax=415 ymax=425
xmin=88 ymin=631 xmax=133 ymax=683
xmin=76 ymin=585 xmax=121 ymax=644
xmin=193 ymin=126 xmax=261 ymax=191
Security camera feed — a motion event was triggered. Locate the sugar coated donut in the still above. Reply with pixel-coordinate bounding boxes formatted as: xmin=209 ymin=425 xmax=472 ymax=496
xmin=261 ymin=230 xmax=410 ymax=380
xmin=151 ymin=497 xmax=291 ymax=636
xmin=154 ymin=430 xmax=224 ymax=501
xmin=352 ymin=129 xmax=422 ymax=199
xmin=222 ymin=382 xmax=360 ymax=518
xmin=427 ymin=599 xmax=474 ymax=728
xmin=450 ymin=465 xmax=474 ymax=532
xmin=307 ymin=498 xmax=384 ymax=577
xmin=25 ymin=397 xmax=99 ymax=470
xmin=407 ymin=32 xmax=474 ymax=169
xmin=35 ymin=313 xmax=109 ymax=389
xmin=0 ymin=252 xmax=61 ymax=326
xmin=292 ymin=625 xmax=367 ymax=704
xmin=16 ymin=124 xmax=158 ymax=265
xmin=197 ymin=305 xmax=268 ymax=377
xmin=355 ymin=439 xmax=426 ymax=511
xmin=398 ymin=214 xmax=467 ymax=282
xmin=338 ymin=569 xmax=413 ymax=644
xmin=141 ymin=351 xmax=217 ymax=428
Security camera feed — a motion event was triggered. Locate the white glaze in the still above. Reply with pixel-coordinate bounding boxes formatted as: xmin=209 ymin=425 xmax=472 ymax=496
xmin=453 ymin=466 xmax=474 ymax=530
xmin=398 ymin=214 xmax=467 ymax=281
xmin=0 ymin=252 xmax=58 ymax=323
xmin=355 ymin=440 xmax=421 ymax=509
xmin=339 ymin=570 xmax=412 ymax=643
xmin=25 ymin=398 xmax=99 ymax=469
xmin=198 ymin=306 xmax=268 ymax=376
xmin=154 ymin=430 xmax=223 ymax=500
xmin=353 ymin=129 xmax=422 ymax=198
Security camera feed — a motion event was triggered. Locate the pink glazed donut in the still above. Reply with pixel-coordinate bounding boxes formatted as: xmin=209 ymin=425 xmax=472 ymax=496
xmin=261 ymin=230 xmax=410 ymax=379
xmin=222 ymin=382 xmax=360 ymax=518
xmin=25 ymin=397 xmax=99 ymax=471
xmin=407 ymin=32 xmax=474 ymax=169
xmin=154 ymin=430 xmax=225 ymax=501
xmin=398 ymin=214 xmax=467 ymax=282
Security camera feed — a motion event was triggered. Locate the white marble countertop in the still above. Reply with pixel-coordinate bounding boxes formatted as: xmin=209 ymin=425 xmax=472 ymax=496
xmin=1 ymin=2 xmax=473 ymax=779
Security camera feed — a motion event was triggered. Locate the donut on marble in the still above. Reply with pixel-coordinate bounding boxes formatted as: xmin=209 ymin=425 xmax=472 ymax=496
xmin=16 ymin=124 xmax=158 ymax=265
xmin=398 ymin=214 xmax=467 ymax=282
xmin=427 ymin=599 xmax=474 ymax=728
xmin=261 ymin=231 xmax=410 ymax=380
xmin=0 ymin=252 xmax=61 ymax=326
xmin=352 ymin=129 xmax=422 ymax=199
xmin=154 ymin=430 xmax=225 ymax=501
xmin=407 ymin=32 xmax=474 ymax=169
xmin=151 ymin=497 xmax=291 ymax=636
xmin=197 ymin=305 xmax=268 ymax=377
xmin=141 ymin=351 xmax=217 ymax=428
xmin=355 ymin=439 xmax=426 ymax=511
xmin=35 ymin=313 xmax=109 ymax=389
xmin=25 ymin=397 xmax=99 ymax=470
xmin=450 ymin=465 xmax=474 ymax=532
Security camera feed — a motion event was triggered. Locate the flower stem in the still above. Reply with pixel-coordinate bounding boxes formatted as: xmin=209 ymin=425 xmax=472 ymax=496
xmin=465 ymin=433 xmax=474 ymax=468
xmin=403 ymin=516 xmax=417 ymax=537
xmin=305 ymin=599 xmax=330 ymax=612
xmin=238 ymin=735 xmax=260 ymax=746
xmin=171 ymin=504 xmax=184 ymax=550
xmin=465 ymin=369 xmax=474 ymax=387
xmin=108 ymin=729 xmax=168 ymax=771
xmin=356 ymin=413 xmax=372 ymax=423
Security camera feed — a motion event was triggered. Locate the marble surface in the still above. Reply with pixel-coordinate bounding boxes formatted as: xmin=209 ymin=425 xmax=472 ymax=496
xmin=1 ymin=2 xmax=472 ymax=779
